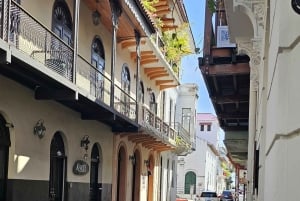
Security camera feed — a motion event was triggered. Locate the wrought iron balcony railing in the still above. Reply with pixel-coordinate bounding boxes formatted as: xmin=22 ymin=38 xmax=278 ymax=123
xmin=173 ymin=122 xmax=192 ymax=152
xmin=141 ymin=106 xmax=176 ymax=143
xmin=0 ymin=0 xmax=137 ymax=121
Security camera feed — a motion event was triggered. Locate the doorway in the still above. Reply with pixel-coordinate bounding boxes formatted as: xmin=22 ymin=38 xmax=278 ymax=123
xmin=49 ymin=132 xmax=66 ymax=201
xmin=90 ymin=144 xmax=102 ymax=201
xmin=0 ymin=115 xmax=10 ymax=201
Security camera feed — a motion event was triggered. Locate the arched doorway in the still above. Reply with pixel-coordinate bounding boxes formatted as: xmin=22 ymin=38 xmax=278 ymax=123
xmin=90 ymin=144 xmax=102 ymax=201
xmin=184 ymin=171 xmax=196 ymax=194
xmin=132 ymin=150 xmax=141 ymax=201
xmin=116 ymin=146 xmax=126 ymax=201
xmin=147 ymin=155 xmax=154 ymax=201
xmin=0 ymin=115 xmax=10 ymax=201
xmin=49 ymin=132 xmax=66 ymax=201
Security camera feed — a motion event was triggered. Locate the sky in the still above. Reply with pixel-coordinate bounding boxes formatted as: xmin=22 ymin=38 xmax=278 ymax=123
xmin=181 ymin=0 xmax=216 ymax=115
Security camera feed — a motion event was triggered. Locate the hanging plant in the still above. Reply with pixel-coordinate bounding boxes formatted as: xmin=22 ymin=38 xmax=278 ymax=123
xmin=141 ymin=0 xmax=159 ymax=13
xmin=208 ymin=0 xmax=217 ymax=13
xmin=162 ymin=23 xmax=192 ymax=72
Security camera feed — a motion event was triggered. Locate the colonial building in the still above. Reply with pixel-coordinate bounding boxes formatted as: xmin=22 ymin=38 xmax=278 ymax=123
xmin=0 ymin=0 xmax=196 ymax=201
xmin=201 ymin=0 xmax=300 ymax=201
xmin=176 ymin=113 xmax=228 ymax=199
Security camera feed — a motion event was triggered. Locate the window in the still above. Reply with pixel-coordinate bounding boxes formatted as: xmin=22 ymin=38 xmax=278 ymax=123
xmin=200 ymin=124 xmax=204 ymax=131
xmin=149 ymin=92 xmax=157 ymax=114
xmin=52 ymin=0 xmax=72 ymax=45
xmin=51 ymin=0 xmax=73 ymax=79
xmin=138 ymin=81 xmax=144 ymax=104
xmin=207 ymin=124 xmax=211 ymax=131
xmin=121 ymin=64 xmax=130 ymax=115
xmin=160 ymin=91 xmax=166 ymax=121
xmin=91 ymin=36 xmax=105 ymax=100
xmin=182 ymin=108 xmax=191 ymax=132
xmin=169 ymin=99 xmax=173 ymax=125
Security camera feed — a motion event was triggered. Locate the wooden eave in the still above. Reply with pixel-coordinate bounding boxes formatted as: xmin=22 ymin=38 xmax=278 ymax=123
xmin=202 ymin=63 xmax=250 ymax=76
xmin=125 ymin=133 xmax=175 ymax=151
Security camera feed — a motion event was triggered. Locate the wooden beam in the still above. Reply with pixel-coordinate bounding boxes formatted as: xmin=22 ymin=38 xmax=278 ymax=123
xmin=140 ymin=55 xmax=157 ymax=61
xmin=141 ymin=58 xmax=159 ymax=65
xmin=160 ymin=85 xmax=177 ymax=90
xmin=204 ymin=63 xmax=250 ymax=76
xmin=156 ymin=80 xmax=174 ymax=85
xmin=219 ymin=113 xmax=249 ymax=119
xmin=150 ymin=73 xmax=169 ymax=80
xmin=144 ymin=67 xmax=165 ymax=73
xmin=161 ymin=17 xmax=175 ymax=24
xmin=120 ymin=40 xmax=146 ymax=49
xmin=130 ymin=51 xmax=154 ymax=59
xmin=154 ymin=5 xmax=169 ymax=12
xmin=211 ymin=95 xmax=249 ymax=104
xmin=155 ymin=9 xmax=171 ymax=16
xmin=147 ymin=70 xmax=167 ymax=77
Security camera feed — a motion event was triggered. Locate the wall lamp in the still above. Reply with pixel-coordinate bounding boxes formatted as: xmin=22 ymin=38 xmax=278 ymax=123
xmin=80 ymin=135 xmax=90 ymax=151
xmin=92 ymin=10 xmax=101 ymax=25
xmin=33 ymin=119 xmax=46 ymax=139
xmin=129 ymin=155 xmax=136 ymax=165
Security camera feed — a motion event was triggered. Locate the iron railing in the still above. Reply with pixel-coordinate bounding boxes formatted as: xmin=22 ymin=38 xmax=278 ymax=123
xmin=8 ymin=1 xmax=74 ymax=81
xmin=141 ymin=106 xmax=177 ymax=142
xmin=0 ymin=0 xmax=137 ymax=121
xmin=114 ymin=85 xmax=136 ymax=121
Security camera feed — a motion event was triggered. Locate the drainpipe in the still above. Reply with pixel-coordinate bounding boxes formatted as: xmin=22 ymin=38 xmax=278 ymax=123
xmin=135 ymin=30 xmax=141 ymax=123
xmin=72 ymin=0 xmax=80 ymax=84
xmin=109 ymin=1 xmax=122 ymax=109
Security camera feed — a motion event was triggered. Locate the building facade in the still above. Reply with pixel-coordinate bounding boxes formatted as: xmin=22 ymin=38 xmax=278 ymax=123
xmin=0 ymin=0 xmax=196 ymax=201
xmin=201 ymin=0 xmax=300 ymax=201
xmin=176 ymin=113 xmax=228 ymax=199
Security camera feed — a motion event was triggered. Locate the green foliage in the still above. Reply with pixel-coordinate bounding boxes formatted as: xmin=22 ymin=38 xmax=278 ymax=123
xmin=141 ymin=0 xmax=159 ymax=13
xmin=208 ymin=0 xmax=217 ymax=13
xmin=162 ymin=23 xmax=192 ymax=68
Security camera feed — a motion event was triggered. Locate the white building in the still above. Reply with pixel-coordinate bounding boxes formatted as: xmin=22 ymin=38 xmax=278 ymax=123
xmin=177 ymin=113 xmax=226 ymax=199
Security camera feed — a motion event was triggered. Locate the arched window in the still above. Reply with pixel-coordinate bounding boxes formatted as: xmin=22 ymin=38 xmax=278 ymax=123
xmin=121 ymin=65 xmax=130 ymax=115
xmin=149 ymin=92 xmax=156 ymax=114
xmin=0 ymin=115 xmax=10 ymax=201
xmin=52 ymin=0 xmax=72 ymax=45
xmin=138 ymin=81 xmax=144 ymax=104
xmin=91 ymin=37 xmax=105 ymax=100
xmin=184 ymin=171 xmax=196 ymax=194
xmin=51 ymin=0 xmax=73 ymax=80
xmin=121 ymin=65 xmax=130 ymax=93
xmin=49 ymin=132 xmax=66 ymax=201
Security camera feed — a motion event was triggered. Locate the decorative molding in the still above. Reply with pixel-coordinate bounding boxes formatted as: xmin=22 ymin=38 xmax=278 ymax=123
xmin=237 ymin=38 xmax=261 ymax=90
xmin=233 ymin=0 xmax=266 ymax=38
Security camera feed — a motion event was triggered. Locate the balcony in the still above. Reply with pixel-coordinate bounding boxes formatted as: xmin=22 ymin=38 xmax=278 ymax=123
xmin=199 ymin=0 xmax=250 ymax=168
xmin=0 ymin=0 xmax=138 ymax=132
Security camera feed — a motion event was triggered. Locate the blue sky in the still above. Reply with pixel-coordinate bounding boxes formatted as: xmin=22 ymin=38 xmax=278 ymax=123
xmin=181 ymin=0 xmax=216 ymax=114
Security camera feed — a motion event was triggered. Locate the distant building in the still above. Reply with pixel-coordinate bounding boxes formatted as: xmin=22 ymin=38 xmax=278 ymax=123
xmin=177 ymin=113 xmax=228 ymax=199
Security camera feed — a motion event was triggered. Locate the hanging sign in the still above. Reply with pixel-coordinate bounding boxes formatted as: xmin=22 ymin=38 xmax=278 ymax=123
xmin=73 ymin=160 xmax=89 ymax=175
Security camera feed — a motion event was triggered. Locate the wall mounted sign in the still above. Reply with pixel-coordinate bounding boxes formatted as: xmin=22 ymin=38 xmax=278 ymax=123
xmin=73 ymin=160 xmax=89 ymax=175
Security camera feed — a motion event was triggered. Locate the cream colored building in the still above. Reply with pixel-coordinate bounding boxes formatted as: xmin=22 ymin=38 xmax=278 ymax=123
xmin=0 ymin=0 xmax=196 ymax=201
xmin=201 ymin=0 xmax=300 ymax=201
